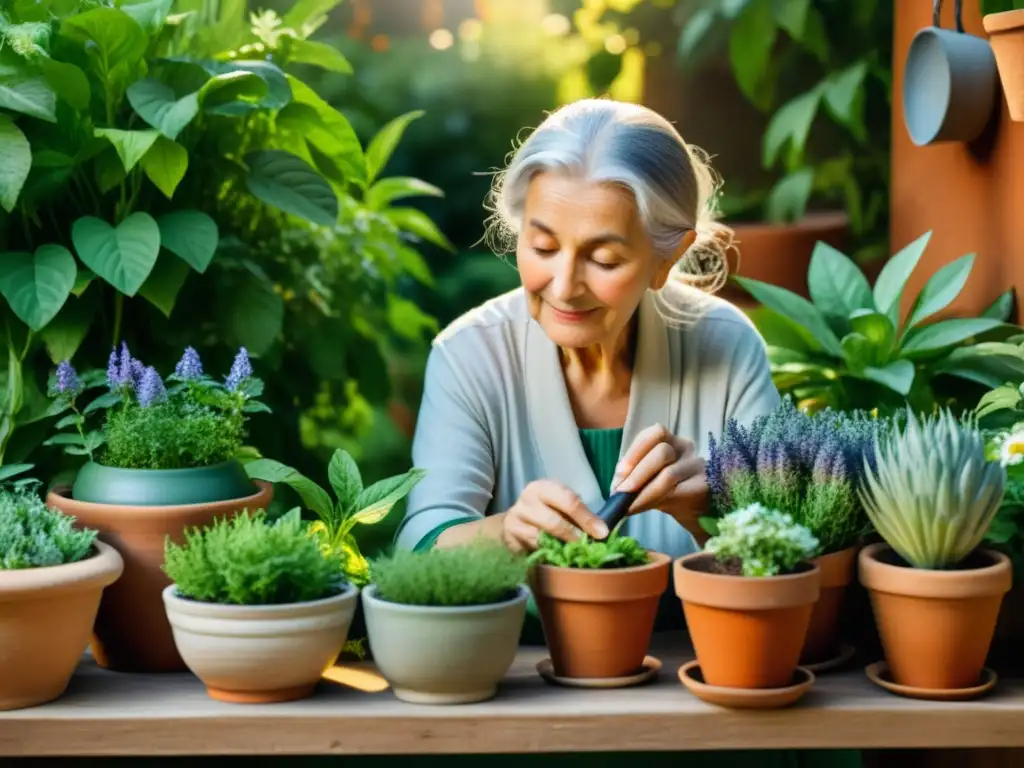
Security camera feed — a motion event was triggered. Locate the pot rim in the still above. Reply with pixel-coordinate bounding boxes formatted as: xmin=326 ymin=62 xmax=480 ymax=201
xmin=673 ymin=552 xmax=821 ymax=610
xmin=530 ymin=549 xmax=672 ymax=576
xmin=74 ymin=459 xmax=247 ymax=478
xmin=162 ymin=581 xmax=359 ymax=618
xmin=46 ymin=479 xmax=273 ymax=514
xmin=0 ymin=540 xmax=124 ymax=600
xmin=729 ymin=210 xmax=848 ymax=235
xmin=858 ymin=542 xmax=1013 ymax=600
xmin=984 ymin=8 xmax=1024 ymax=34
xmin=361 ymin=583 xmax=529 ymax=614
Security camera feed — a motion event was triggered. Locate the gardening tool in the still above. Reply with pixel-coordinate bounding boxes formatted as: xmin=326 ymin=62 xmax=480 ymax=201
xmin=903 ymin=0 xmax=999 ymax=145
xmin=594 ymin=490 xmax=639 ymax=538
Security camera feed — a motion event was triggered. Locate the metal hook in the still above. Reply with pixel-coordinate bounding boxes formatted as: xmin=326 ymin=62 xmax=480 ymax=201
xmin=933 ymin=0 xmax=966 ymax=33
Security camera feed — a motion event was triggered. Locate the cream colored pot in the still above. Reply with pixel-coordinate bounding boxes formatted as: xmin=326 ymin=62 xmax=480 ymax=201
xmin=162 ymin=583 xmax=358 ymax=703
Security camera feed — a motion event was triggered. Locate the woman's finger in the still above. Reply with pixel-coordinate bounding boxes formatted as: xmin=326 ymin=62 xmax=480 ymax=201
xmin=615 ymin=439 xmax=676 ymax=494
xmin=613 ymin=424 xmax=673 ymax=488
xmin=536 ymin=482 xmax=607 ymax=538
xmin=672 ymin=436 xmax=696 ymax=459
xmin=519 ymin=502 xmax=583 ymax=543
xmin=631 ymin=456 xmax=706 ymax=512
xmin=504 ymin=520 xmax=539 ymax=553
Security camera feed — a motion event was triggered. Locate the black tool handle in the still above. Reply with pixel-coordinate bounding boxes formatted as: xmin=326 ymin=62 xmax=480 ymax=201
xmin=594 ymin=490 xmax=638 ymax=538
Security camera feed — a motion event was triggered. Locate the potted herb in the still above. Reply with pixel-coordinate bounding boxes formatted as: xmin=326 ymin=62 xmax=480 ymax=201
xmin=526 ymin=523 xmax=670 ymax=680
xmin=361 ymin=540 xmax=528 ymax=704
xmin=675 ymin=503 xmax=821 ymax=692
xmin=0 ymin=485 xmax=123 ymax=710
xmin=704 ymin=399 xmax=882 ymax=667
xmin=43 ymin=347 xmax=273 ymax=673
xmin=858 ymin=409 xmax=1012 ymax=695
xmin=162 ymin=508 xmax=356 ymax=703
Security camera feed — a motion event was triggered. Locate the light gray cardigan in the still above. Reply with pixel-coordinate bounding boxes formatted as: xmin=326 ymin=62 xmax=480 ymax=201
xmin=395 ymin=287 xmax=781 ymax=559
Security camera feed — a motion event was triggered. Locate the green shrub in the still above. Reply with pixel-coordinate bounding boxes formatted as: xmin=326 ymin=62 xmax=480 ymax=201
xmin=0 ymin=489 xmax=97 ymax=569
xmin=527 ymin=522 xmax=649 ymax=569
xmin=370 ymin=539 xmax=527 ymax=606
xmin=705 ymin=503 xmax=820 ymax=577
xmin=163 ymin=509 xmax=345 ymax=605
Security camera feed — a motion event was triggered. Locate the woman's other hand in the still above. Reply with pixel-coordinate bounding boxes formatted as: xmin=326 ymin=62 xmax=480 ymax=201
xmin=502 ymin=479 xmax=609 ymax=553
xmin=610 ymin=424 xmax=708 ymax=535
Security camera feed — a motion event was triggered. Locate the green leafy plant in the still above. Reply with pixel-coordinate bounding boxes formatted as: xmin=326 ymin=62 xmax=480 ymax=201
xmin=984 ymin=425 xmax=1024 ymax=578
xmin=369 ymin=539 xmax=527 ymax=607
xmin=704 ymin=502 xmax=820 ymax=577
xmin=982 ymin=0 xmax=1024 ymax=13
xmin=163 ymin=508 xmax=344 ymax=605
xmin=44 ymin=345 xmax=266 ymax=469
xmin=860 ymin=408 xmax=1005 ymax=569
xmin=244 ymin=449 xmax=425 ymax=586
xmin=527 ymin=521 xmax=649 ymax=569
xmin=738 ymin=231 xmax=1024 ymax=414
xmin=0 ymin=486 xmax=97 ymax=569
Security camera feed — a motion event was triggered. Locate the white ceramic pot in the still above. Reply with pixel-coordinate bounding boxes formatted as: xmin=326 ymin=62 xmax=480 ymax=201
xmin=362 ymin=584 xmax=528 ymax=704
xmin=162 ymin=583 xmax=359 ymax=703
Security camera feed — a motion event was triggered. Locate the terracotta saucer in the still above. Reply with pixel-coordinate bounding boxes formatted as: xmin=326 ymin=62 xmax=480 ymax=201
xmin=678 ymin=660 xmax=814 ymax=709
xmin=537 ymin=656 xmax=661 ymax=689
xmin=803 ymin=644 xmax=856 ymax=675
xmin=865 ymin=662 xmax=998 ymax=701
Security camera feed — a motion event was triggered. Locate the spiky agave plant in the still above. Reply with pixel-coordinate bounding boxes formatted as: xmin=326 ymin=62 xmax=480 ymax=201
xmin=859 ymin=408 xmax=1006 ymax=569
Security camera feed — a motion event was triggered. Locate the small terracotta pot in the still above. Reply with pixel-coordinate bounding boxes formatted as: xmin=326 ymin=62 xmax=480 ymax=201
xmin=801 ymin=546 xmax=859 ymax=665
xmin=674 ymin=553 xmax=821 ymax=689
xmin=859 ymin=542 xmax=1012 ymax=690
xmin=0 ymin=542 xmax=123 ymax=710
xmin=984 ymin=9 xmax=1024 ymax=122
xmin=46 ymin=482 xmax=273 ymax=673
xmin=529 ymin=552 xmax=671 ymax=679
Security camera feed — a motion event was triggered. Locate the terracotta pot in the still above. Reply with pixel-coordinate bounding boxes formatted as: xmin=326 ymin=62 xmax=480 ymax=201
xmin=163 ymin=583 xmax=358 ymax=703
xmin=858 ymin=542 xmax=1012 ymax=690
xmin=984 ymin=10 xmax=1024 ymax=121
xmin=528 ymin=552 xmax=671 ymax=679
xmin=45 ymin=481 xmax=273 ymax=673
xmin=674 ymin=553 xmax=821 ymax=689
xmin=0 ymin=542 xmax=123 ymax=710
xmin=801 ymin=546 xmax=859 ymax=665
xmin=719 ymin=211 xmax=848 ymax=304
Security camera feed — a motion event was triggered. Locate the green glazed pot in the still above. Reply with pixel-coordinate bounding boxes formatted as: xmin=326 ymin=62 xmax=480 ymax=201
xmin=71 ymin=460 xmax=258 ymax=507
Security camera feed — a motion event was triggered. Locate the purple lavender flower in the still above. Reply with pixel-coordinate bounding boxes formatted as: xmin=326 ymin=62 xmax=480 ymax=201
xmin=55 ymin=360 xmax=82 ymax=396
xmin=115 ymin=341 xmax=137 ymax=392
xmin=106 ymin=347 xmax=121 ymax=390
xmin=137 ymin=366 xmax=167 ymax=408
xmin=174 ymin=346 xmax=203 ymax=380
xmin=225 ymin=347 xmax=252 ymax=392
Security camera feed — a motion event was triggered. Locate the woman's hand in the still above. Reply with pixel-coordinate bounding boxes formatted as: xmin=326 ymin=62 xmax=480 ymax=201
xmin=502 ymin=479 xmax=609 ymax=553
xmin=610 ymin=424 xmax=708 ymax=535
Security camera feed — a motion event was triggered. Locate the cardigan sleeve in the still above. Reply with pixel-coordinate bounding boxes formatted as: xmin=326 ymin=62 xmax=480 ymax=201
xmin=723 ymin=319 xmax=782 ymax=427
xmin=393 ymin=342 xmax=497 ymax=551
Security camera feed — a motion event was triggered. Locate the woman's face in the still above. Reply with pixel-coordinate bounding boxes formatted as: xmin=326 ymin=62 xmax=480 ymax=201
xmin=517 ymin=172 xmax=686 ymax=350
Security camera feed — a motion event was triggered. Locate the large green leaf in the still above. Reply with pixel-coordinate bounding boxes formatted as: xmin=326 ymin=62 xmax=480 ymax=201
xmin=329 ymin=449 xmax=362 ymax=512
xmin=60 ymin=8 xmax=148 ymax=69
xmin=0 ymin=246 xmax=77 ymax=331
xmin=729 ymin=0 xmax=776 ymax=109
xmin=385 ymin=207 xmax=454 ymax=251
xmin=905 ymin=253 xmax=975 ymax=331
xmin=849 ymin=311 xmax=895 ymax=365
xmin=71 ymin=213 xmax=160 ymax=296
xmin=245 ymin=150 xmax=338 ymax=226
xmin=762 ymin=88 xmax=820 ymax=167
xmin=38 ymin=59 xmax=89 ymax=112
xmin=138 ymin=254 xmax=189 ymax=318
xmin=982 ymin=289 xmax=1016 ymax=321
xmin=286 ymin=76 xmax=365 ymax=185
xmin=350 ymin=469 xmax=426 ymax=526
xmin=40 ymin=289 xmax=98 ymax=363
xmin=218 ymin=271 xmax=283 ymax=355
xmin=365 ymin=110 xmax=424 ymax=185
xmin=732 ymin=276 xmax=843 ymax=356
xmin=0 ymin=75 xmax=56 ymax=122
xmin=806 ymin=240 xmax=873 ymax=318
xmin=244 ymin=458 xmax=334 ymax=520
xmin=744 ymin=306 xmax=816 ymax=352
xmin=366 ymin=177 xmax=443 ymax=210
xmin=285 ymin=38 xmax=352 ymax=73
xmin=764 ymin=168 xmax=814 ymax=223
xmin=861 ymin=359 xmax=915 ymax=396
xmin=94 ymin=128 xmax=160 ymax=172
xmin=201 ymin=60 xmax=290 ymax=113
xmin=119 ymin=0 xmax=173 ymax=32
xmin=282 ymin=0 xmax=342 ymax=34
xmin=126 ymin=79 xmax=200 ymax=140
xmin=141 ymin=136 xmax=188 ymax=199
xmin=901 ymin=317 xmax=1007 ymax=357
xmin=872 ymin=230 xmax=931 ymax=326
xmin=157 ymin=211 xmax=218 ymax=272
xmin=0 ymin=116 xmax=31 ymax=213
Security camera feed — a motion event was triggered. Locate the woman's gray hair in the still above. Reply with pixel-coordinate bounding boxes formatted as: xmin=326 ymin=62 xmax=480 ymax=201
xmin=484 ymin=98 xmax=734 ymax=325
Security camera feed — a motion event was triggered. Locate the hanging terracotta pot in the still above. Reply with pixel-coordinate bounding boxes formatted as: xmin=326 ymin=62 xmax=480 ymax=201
xmin=984 ymin=9 xmax=1024 ymax=121
xmin=800 ymin=546 xmax=859 ymax=666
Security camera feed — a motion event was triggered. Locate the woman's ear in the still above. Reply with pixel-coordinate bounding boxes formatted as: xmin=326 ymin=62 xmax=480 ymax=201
xmin=650 ymin=229 xmax=698 ymax=290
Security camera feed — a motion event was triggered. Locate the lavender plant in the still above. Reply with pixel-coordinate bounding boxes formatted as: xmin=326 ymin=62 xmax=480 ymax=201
xmin=46 ymin=345 xmax=269 ymax=470
xmin=704 ymin=399 xmax=886 ymax=554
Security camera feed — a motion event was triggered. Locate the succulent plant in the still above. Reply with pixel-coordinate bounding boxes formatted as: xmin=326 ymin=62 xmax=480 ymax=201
xmin=859 ymin=408 xmax=1006 ymax=569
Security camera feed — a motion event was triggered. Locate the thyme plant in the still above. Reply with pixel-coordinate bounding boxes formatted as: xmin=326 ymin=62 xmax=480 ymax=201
xmin=705 ymin=503 xmax=820 ymax=577
xmin=527 ymin=521 xmax=649 ymax=569
xmin=0 ymin=488 xmax=97 ymax=569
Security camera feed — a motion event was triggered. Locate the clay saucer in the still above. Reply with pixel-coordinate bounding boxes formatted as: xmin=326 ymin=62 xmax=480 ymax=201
xmin=678 ymin=660 xmax=814 ymax=709
xmin=803 ymin=644 xmax=856 ymax=675
xmin=537 ymin=656 xmax=661 ymax=689
xmin=865 ymin=662 xmax=998 ymax=701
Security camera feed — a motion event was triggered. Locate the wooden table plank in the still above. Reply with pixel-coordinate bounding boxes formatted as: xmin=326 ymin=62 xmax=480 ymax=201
xmin=2 ymin=635 xmax=1023 ymax=756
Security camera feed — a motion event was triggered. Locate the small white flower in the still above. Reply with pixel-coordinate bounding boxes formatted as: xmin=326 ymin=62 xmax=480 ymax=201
xmin=999 ymin=428 xmax=1024 ymax=467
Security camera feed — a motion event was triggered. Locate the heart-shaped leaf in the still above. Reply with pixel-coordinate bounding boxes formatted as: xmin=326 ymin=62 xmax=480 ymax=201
xmin=157 ymin=210 xmax=218 ymax=272
xmin=94 ymin=128 xmax=160 ymax=172
xmin=60 ymin=8 xmax=147 ymax=69
xmin=38 ymin=59 xmax=90 ymax=111
xmin=139 ymin=254 xmax=190 ymax=318
xmin=141 ymin=136 xmax=188 ymax=198
xmin=0 ymin=245 xmax=77 ymax=331
xmin=71 ymin=213 xmax=160 ymax=296
xmin=245 ymin=150 xmax=338 ymax=226
xmin=0 ymin=116 xmax=31 ymax=213
xmin=126 ymin=79 xmax=200 ymax=140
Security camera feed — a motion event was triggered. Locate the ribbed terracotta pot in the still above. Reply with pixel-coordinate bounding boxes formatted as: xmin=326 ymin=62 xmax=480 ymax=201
xmin=800 ymin=546 xmax=859 ymax=666
xmin=529 ymin=552 xmax=671 ymax=679
xmin=859 ymin=542 xmax=1012 ymax=691
xmin=984 ymin=9 xmax=1024 ymax=121
xmin=45 ymin=481 xmax=273 ymax=673
xmin=674 ymin=553 xmax=821 ymax=689
xmin=0 ymin=542 xmax=123 ymax=710
xmin=164 ymin=583 xmax=358 ymax=703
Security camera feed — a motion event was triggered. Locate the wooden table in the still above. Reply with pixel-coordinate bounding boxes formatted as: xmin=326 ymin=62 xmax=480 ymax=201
xmin=2 ymin=634 xmax=1024 ymax=757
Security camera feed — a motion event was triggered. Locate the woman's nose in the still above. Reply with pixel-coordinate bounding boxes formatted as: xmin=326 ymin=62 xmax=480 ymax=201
xmin=551 ymin=254 xmax=583 ymax=300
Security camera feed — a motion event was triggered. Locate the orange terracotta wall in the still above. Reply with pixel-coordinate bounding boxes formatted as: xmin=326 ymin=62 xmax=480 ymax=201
xmin=893 ymin=1 xmax=1024 ymax=322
